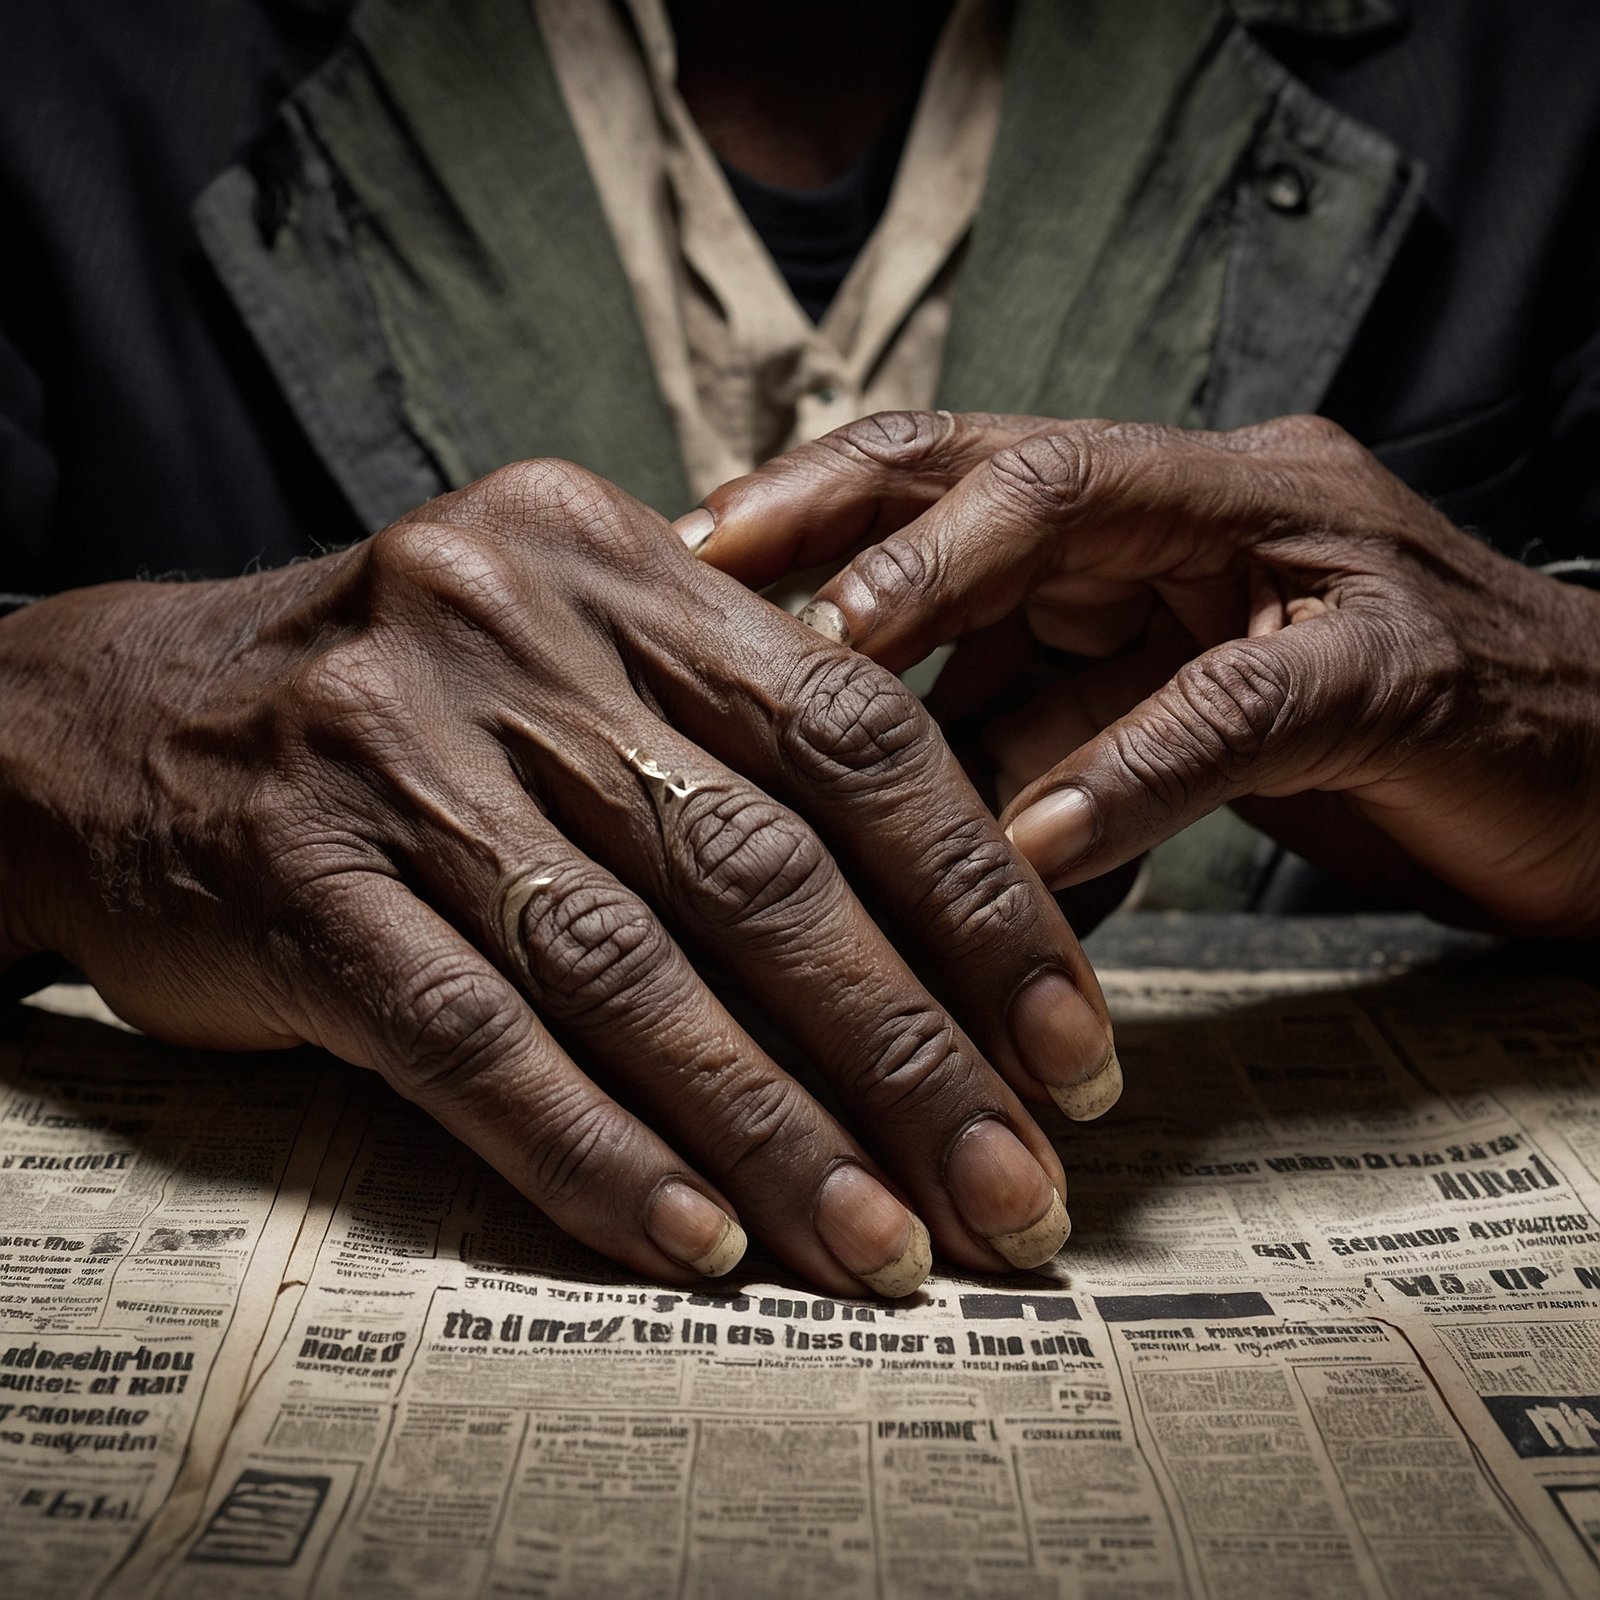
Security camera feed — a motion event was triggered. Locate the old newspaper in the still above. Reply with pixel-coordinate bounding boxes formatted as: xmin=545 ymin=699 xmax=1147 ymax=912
xmin=3 ymin=955 xmax=1599 ymax=1597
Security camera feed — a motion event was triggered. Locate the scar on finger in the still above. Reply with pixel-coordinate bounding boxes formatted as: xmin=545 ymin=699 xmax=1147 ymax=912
xmin=621 ymin=744 xmax=711 ymax=848
xmin=622 ymin=746 xmax=702 ymax=798
xmin=494 ymin=869 xmax=558 ymax=966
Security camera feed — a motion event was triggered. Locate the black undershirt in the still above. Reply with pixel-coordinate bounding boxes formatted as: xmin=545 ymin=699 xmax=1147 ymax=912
xmin=719 ymin=95 xmax=916 ymax=324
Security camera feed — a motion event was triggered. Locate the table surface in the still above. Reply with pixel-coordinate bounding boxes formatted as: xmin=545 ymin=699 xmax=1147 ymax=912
xmin=1086 ymin=908 xmax=1595 ymax=979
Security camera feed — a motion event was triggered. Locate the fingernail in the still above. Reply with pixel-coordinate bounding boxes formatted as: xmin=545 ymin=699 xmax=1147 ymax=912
xmin=1006 ymin=787 xmax=1098 ymax=884
xmin=648 ymin=1181 xmax=746 ymax=1277
xmin=674 ymin=508 xmax=717 ymax=555
xmin=800 ymin=598 xmax=850 ymax=645
xmin=945 ymin=1120 xmax=1070 ymax=1269
xmin=815 ymin=1165 xmax=930 ymax=1298
xmin=1054 ymin=1049 xmax=1122 ymax=1121
xmin=1009 ymin=971 xmax=1122 ymax=1121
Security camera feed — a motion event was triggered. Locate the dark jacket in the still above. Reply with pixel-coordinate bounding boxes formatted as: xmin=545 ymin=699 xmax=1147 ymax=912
xmin=2 ymin=0 xmax=1599 ymax=595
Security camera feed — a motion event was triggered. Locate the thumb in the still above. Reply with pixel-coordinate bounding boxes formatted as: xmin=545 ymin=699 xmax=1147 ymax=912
xmin=672 ymin=410 xmax=1039 ymax=589
xmin=1001 ymin=625 xmax=1371 ymax=887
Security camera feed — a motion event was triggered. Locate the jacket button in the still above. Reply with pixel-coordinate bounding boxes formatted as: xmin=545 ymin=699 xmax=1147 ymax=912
xmin=1261 ymin=161 xmax=1310 ymax=215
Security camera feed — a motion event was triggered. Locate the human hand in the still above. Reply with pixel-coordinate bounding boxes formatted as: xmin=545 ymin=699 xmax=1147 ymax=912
xmin=682 ymin=411 xmax=1600 ymax=936
xmin=0 ymin=460 xmax=1119 ymax=1298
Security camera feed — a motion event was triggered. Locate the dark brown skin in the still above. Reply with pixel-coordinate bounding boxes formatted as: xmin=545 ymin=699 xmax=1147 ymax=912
xmin=0 ymin=461 xmax=1117 ymax=1296
xmin=688 ymin=411 xmax=1600 ymax=938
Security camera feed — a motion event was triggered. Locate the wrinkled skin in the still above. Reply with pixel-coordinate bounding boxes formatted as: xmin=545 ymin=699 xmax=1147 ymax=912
xmin=688 ymin=411 xmax=1600 ymax=938
xmin=0 ymin=461 xmax=1122 ymax=1298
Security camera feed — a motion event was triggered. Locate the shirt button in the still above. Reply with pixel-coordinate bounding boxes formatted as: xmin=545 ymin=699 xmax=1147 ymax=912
xmin=1261 ymin=161 xmax=1310 ymax=215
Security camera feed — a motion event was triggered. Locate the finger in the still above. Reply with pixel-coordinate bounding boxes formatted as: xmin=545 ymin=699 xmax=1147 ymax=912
xmin=608 ymin=582 xmax=1114 ymax=1131
xmin=798 ymin=416 xmax=1368 ymax=675
xmin=440 ymin=823 xmax=937 ymax=1299
xmin=634 ymin=591 xmax=1120 ymax=1126
xmin=674 ymin=410 xmax=1050 ymax=587
xmin=346 ymin=500 xmax=1062 ymax=1283
xmin=533 ymin=712 xmax=1074 ymax=1273
xmin=334 ymin=727 xmax=938 ymax=1300
xmin=999 ymin=620 xmax=1382 ymax=890
xmin=279 ymin=869 xmax=749 ymax=1286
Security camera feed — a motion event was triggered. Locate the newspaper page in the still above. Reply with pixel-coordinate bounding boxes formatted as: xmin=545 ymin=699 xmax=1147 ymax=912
xmin=0 ymin=1008 xmax=345 ymax=1594
xmin=4 ymin=957 xmax=1599 ymax=1598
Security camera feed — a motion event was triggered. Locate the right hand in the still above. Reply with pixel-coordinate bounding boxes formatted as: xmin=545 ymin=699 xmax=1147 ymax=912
xmin=0 ymin=461 xmax=1116 ymax=1297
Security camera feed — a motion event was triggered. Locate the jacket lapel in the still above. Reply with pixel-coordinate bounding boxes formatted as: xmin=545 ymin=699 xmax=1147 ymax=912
xmin=194 ymin=0 xmax=689 ymax=530
xmin=198 ymin=0 xmax=1423 ymax=536
xmin=940 ymin=0 xmax=1423 ymax=432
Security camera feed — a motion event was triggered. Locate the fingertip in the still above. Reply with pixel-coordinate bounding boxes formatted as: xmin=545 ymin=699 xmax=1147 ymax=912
xmin=1007 ymin=969 xmax=1117 ymax=1119
xmin=1048 ymin=1047 xmax=1123 ymax=1122
xmin=799 ymin=568 xmax=885 ymax=656
xmin=815 ymin=1165 xmax=932 ymax=1299
xmin=1005 ymin=786 xmax=1099 ymax=885
xmin=647 ymin=1180 xmax=747 ymax=1277
xmin=800 ymin=598 xmax=850 ymax=645
xmin=945 ymin=1117 xmax=1069 ymax=1266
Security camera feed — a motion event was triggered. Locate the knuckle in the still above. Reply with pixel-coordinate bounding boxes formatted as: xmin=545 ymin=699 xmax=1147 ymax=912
xmin=1098 ymin=419 xmax=1175 ymax=451
xmin=1113 ymin=644 xmax=1291 ymax=799
xmin=987 ymin=430 xmax=1095 ymax=518
xmin=367 ymin=518 xmax=515 ymax=624
xmin=480 ymin=457 xmax=603 ymax=521
xmin=479 ymin=458 xmax=640 ymax=567
xmin=1286 ymin=412 xmax=1355 ymax=449
xmin=674 ymin=791 xmax=834 ymax=931
xmin=1256 ymin=412 xmax=1363 ymax=464
xmin=820 ymin=408 xmax=954 ymax=469
xmin=783 ymin=654 xmax=932 ymax=787
xmin=523 ymin=1092 xmax=635 ymax=1211
xmin=1109 ymin=718 xmax=1203 ymax=812
xmin=393 ymin=956 xmax=528 ymax=1099
xmin=850 ymin=532 xmax=931 ymax=606
xmin=480 ymin=457 xmax=643 ymax=576
xmin=914 ymin=820 xmax=1036 ymax=954
xmin=1175 ymin=645 xmax=1291 ymax=764
xmin=517 ymin=870 xmax=674 ymax=1022
xmin=285 ymin=638 xmax=406 ymax=732
xmin=701 ymin=1074 xmax=818 ymax=1183
xmin=848 ymin=1010 xmax=970 ymax=1118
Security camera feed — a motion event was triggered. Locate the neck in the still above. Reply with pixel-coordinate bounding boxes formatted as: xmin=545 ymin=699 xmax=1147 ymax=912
xmin=668 ymin=1 xmax=954 ymax=188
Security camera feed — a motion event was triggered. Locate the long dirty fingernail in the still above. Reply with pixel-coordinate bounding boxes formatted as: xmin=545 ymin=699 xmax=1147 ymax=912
xmin=1009 ymin=971 xmax=1122 ymax=1121
xmin=1054 ymin=1049 xmax=1122 ymax=1121
xmin=945 ymin=1119 xmax=1070 ymax=1268
xmin=800 ymin=598 xmax=850 ymax=645
xmin=816 ymin=1165 xmax=930 ymax=1298
xmin=673 ymin=508 xmax=717 ymax=554
xmin=1007 ymin=787 xmax=1098 ymax=884
xmin=648 ymin=1182 xmax=746 ymax=1277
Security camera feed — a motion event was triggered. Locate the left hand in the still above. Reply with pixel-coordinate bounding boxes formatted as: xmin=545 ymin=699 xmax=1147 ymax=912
xmin=679 ymin=411 xmax=1600 ymax=936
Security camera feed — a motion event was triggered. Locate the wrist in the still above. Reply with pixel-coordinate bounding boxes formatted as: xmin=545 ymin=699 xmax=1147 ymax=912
xmin=0 ymin=577 xmax=257 ymax=963
xmin=1438 ymin=548 xmax=1600 ymax=935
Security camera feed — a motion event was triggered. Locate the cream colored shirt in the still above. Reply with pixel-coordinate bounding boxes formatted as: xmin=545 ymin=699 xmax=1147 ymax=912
xmin=532 ymin=0 xmax=1009 ymax=501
